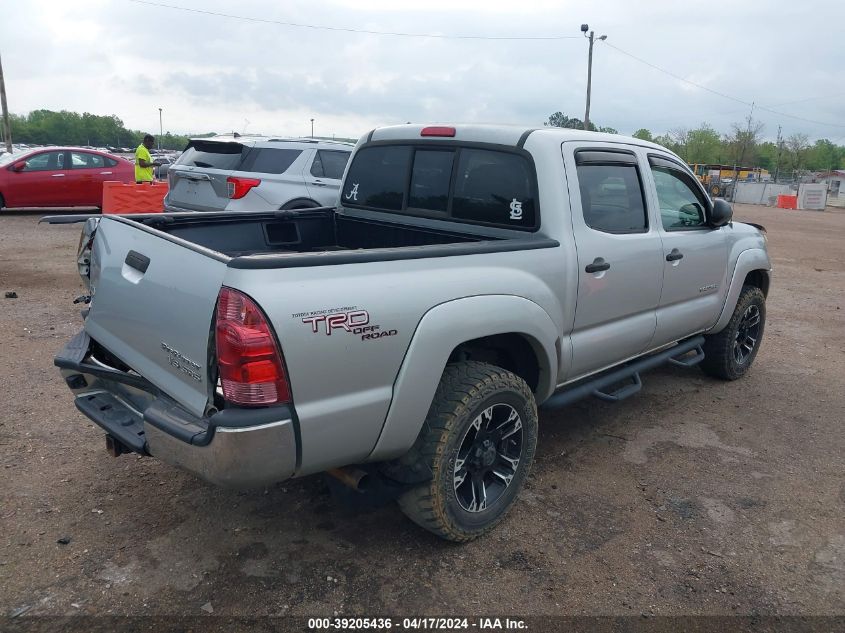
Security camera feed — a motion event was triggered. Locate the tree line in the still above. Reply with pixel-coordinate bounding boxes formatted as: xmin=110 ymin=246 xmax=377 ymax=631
xmin=5 ymin=108 xmax=843 ymax=173
xmin=4 ymin=110 xmax=198 ymax=151
xmin=546 ymin=111 xmax=844 ymax=174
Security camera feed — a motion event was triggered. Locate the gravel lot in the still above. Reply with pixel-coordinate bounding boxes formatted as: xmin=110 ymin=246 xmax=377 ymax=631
xmin=1 ymin=204 xmax=843 ymax=618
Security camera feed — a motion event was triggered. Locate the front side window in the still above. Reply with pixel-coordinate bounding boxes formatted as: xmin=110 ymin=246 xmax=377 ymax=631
xmin=651 ymin=167 xmax=708 ymax=230
xmin=23 ymin=151 xmax=66 ymax=172
xmin=576 ymin=163 xmax=647 ymax=233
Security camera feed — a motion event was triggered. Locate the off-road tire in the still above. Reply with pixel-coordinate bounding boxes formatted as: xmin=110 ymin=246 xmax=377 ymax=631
xmin=701 ymin=285 xmax=766 ymax=380
xmin=397 ymin=361 xmax=538 ymax=542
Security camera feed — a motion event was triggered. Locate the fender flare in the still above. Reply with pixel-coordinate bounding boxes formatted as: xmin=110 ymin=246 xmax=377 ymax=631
xmin=367 ymin=295 xmax=559 ymax=461
xmin=280 ymin=197 xmax=321 ymax=210
xmin=710 ymin=248 xmax=771 ymax=333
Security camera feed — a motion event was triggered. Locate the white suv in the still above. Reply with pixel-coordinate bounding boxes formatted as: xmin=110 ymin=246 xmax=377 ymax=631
xmin=164 ymin=136 xmax=353 ymax=212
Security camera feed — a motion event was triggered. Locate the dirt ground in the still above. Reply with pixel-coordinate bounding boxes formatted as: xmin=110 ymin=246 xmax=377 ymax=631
xmin=1 ymin=204 xmax=843 ymax=619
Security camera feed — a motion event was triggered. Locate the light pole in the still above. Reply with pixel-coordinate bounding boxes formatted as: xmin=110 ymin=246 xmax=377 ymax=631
xmin=310 ymin=118 xmax=315 ymax=138
xmin=0 ymin=52 xmax=12 ymax=153
xmin=158 ymin=108 xmax=163 ymax=150
xmin=581 ymin=24 xmax=606 ymax=131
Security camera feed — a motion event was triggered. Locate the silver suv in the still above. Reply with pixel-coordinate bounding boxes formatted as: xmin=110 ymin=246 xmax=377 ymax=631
xmin=164 ymin=136 xmax=352 ymax=212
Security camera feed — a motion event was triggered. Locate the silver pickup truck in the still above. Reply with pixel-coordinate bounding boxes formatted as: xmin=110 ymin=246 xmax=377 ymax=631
xmin=51 ymin=124 xmax=770 ymax=541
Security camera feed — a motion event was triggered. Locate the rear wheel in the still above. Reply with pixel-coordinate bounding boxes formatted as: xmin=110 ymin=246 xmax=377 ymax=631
xmin=701 ymin=285 xmax=766 ymax=380
xmin=397 ymin=361 xmax=538 ymax=542
xmin=0 ymin=192 xmax=5 ymax=209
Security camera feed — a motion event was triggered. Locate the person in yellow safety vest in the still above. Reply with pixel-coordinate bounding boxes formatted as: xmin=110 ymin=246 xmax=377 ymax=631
xmin=134 ymin=134 xmax=160 ymax=184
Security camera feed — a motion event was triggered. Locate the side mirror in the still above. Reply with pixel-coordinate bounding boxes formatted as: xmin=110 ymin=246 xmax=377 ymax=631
xmin=11 ymin=161 xmax=26 ymax=172
xmin=709 ymin=198 xmax=733 ymax=227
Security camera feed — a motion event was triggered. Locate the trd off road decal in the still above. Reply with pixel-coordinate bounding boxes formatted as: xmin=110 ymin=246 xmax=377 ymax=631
xmin=291 ymin=306 xmax=397 ymax=341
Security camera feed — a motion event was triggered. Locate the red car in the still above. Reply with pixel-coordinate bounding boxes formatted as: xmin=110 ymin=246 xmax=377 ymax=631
xmin=0 ymin=147 xmax=134 ymax=209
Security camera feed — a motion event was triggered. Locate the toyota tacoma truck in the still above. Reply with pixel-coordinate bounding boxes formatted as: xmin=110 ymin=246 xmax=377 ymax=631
xmin=49 ymin=124 xmax=770 ymax=541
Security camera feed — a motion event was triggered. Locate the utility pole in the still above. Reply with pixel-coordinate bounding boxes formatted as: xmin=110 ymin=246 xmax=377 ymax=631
xmin=310 ymin=118 xmax=315 ymax=138
xmin=158 ymin=108 xmax=163 ymax=150
xmin=774 ymin=125 xmax=782 ymax=184
xmin=0 ymin=52 xmax=13 ymax=153
xmin=581 ymin=24 xmax=606 ymax=131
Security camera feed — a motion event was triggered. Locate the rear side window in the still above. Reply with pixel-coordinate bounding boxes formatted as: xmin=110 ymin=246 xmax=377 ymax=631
xmin=241 ymin=148 xmax=302 ymax=174
xmin=576 ymin=160 xmax=647 ymax=233
xmin=310 ymin=150 xmax=350 ymax=180
xmin=104 ymin=157 xmax=118 ymax=167
xmin=342 ymin=144 xmax=538 ymax=230
xmin=452 ymin=149 xmax=536 ymax=227
xmin=342 ymin=146 xmax=411 ymax=211
xmin=177 ymin=142 xmax=245 ymax=170
xmin=70 ymin=152 xmax=105 ymax=168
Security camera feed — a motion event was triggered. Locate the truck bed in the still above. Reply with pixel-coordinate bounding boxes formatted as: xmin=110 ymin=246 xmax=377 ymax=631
xmin=108 ymin=208 xmax=557 ymax=269
xmin=139 ymin=208 xmax=477 ymax=255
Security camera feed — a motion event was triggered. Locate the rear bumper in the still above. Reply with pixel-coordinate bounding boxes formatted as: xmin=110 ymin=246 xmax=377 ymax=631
xmin=55 ymin=331 xmax=298 ymax=489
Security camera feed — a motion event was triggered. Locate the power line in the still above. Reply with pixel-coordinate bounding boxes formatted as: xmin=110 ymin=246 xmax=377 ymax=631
xmin=602 ymin=41 xmax=845 ymax=129
xmin=768 ymin=91 xmax=845 ymax=108
xmin=127 ymin=0 xmax=581 ymax=40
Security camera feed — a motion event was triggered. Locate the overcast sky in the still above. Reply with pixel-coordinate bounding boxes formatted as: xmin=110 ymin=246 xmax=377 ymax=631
xmin=4 ymin=0 xmax=844 ymax=143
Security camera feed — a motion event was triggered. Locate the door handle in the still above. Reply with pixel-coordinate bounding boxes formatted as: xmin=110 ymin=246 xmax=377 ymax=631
xmin=51 ymin=173 xmax=66 ymax=177
xmin=311 ymin=180 xmax=327 ymax=187
xmin=99 ymin=171 xmax=113 ymax=175
xmin=666 ymin=249 xmax=684 ymax=262
xmin=585 ymin=257 xmax=610 ymax=273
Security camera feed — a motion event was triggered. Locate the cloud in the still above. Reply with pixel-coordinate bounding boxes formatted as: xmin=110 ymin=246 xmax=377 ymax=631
xmin=4 ymin=0 xmax=844 ymax=142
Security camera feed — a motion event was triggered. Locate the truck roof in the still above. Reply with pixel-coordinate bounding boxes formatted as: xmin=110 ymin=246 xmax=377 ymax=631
xmin=369 ymin=123 xmax=668 ymax=153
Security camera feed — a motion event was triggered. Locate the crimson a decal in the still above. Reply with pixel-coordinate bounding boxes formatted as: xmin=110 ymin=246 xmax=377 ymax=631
xmin=295 ymin=309 xmax=398 ymax=340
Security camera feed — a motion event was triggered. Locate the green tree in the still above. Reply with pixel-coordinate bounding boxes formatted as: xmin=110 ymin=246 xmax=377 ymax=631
xmin=784 ymin=133 xmax=810 ymax=173
xmin=685 ymin=124 xmax=723 ymax=164
xmin=806 ymin=139 xmax=841 ymax=171
xmin=724 ymin=115 xmax=764 ymax=167
xmin=632 ymin=128 xmax=653 ymax=142
xmin=545 ymin=112 xmax=589 ymax=129
xmin=9 ymin=109 xmax=195 ymax=150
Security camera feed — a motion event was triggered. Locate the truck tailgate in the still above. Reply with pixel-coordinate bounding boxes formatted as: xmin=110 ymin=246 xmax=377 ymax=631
xmin=85 ymin=218 xmax=228 ymax=417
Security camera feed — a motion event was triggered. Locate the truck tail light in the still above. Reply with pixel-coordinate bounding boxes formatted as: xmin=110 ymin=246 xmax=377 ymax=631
xmin=215 ymin=287 xmax=291 ymax=406
xmin=226 ymin=176 xmax=261 ymax=199
xmin=420 ymin=126 xmax=456 ymax=137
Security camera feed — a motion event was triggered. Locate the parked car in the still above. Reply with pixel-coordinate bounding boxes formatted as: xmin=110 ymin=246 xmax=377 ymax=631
xmin=50 ymin=124 xmax=771 ymax=541
xmin=164 ymin=136 xmax=353 ymax=212
xmin=153 ymin=156 xmax=174 ymax=180
xmin=0 ymin=147 xmax=134 ymax=209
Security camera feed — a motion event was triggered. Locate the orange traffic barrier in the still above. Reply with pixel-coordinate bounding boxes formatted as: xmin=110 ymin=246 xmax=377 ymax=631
xmin=102 ymin=181 xmax=168 ymax=215
xmin=776 ymin=194 xmax=798 ymax=210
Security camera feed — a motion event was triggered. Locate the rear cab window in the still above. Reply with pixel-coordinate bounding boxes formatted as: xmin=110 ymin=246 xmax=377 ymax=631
xmin=341 ymin=144 xmax=538 ymax=230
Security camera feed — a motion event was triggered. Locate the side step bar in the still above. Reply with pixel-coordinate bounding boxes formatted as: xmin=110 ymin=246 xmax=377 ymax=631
xmin=541 ymin=336 xmax=705 ymax=410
